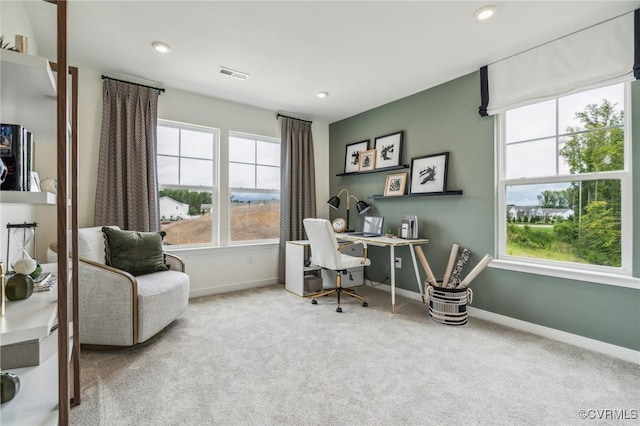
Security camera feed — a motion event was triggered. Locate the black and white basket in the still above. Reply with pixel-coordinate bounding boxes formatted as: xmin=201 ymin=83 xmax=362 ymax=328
xmin=427 ymin=285 xmax=473 ymax=326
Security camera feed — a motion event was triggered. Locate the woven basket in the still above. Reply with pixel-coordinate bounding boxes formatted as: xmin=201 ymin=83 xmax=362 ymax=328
xmin=427 ymin=285 xmax=472 ymax=326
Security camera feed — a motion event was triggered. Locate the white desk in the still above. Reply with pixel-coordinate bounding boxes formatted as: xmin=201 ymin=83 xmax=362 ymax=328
xmin=337 ymin=234 xmax=430 ymax=313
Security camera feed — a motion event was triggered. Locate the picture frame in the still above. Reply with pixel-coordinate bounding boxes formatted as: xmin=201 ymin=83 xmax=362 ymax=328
xmin=374 ymin=131 xmax=403 ymax=169
xmin=383 ymin=172 xmax=408 ymax=196
xmin=359 ymin=149 xmax=376 ymax=171
xmin=344 ymin=140 xmax=369 ymax=173
xmin=29 ymin=171 xmax=40 ymax=192
xmin=410 ymin=151 xmax=449 ymax=194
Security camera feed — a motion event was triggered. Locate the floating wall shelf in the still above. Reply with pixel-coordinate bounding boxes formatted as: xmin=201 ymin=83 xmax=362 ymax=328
xmin=336 ymin=165 xmax=409 ymax=177
xmin=0 ymin=191 xmax=57 ymax=205
xmin=370 ymin=190 xmax=463 ymax=200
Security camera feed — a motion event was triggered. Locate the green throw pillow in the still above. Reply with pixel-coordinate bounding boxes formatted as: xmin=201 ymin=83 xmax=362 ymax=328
xmin=102 ymin=227 xmax=169 ymax=276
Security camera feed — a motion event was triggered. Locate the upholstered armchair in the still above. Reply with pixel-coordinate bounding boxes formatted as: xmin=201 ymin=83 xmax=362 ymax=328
xmin=48 ymin=226 xmax=190 ymax=346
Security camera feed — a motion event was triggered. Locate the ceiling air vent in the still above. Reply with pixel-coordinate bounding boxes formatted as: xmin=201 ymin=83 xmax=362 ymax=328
xmin=219 ymin=66 xmax=249 ymax=80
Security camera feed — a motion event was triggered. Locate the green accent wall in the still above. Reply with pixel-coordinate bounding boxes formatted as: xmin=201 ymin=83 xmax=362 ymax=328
xmin=329 ymin=72 xmax=640 ymax=351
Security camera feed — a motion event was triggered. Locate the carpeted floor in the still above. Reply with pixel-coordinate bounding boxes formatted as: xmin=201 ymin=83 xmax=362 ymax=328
xmin=71 ymin=285 xmax=640 ymax=425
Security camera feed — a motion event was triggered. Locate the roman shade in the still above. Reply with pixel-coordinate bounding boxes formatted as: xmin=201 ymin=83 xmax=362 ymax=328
xmin=480 ymin=11 xmax=637 ymax=116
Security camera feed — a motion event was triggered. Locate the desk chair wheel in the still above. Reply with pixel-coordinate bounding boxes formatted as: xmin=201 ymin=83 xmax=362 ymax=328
xmin=362 ymin=302 xmax=368 ymax=307
xmin=311 ymin=299 xmax=318 ymax=305
xmin=336 ymin=307 xmax=343 ymax=313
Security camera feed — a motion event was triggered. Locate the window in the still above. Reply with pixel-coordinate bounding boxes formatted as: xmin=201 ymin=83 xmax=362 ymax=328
xmin=157 ymin=121 xmax=218 ymax=246
xmin=497 ymin=82 xmax=631 ymax=275
xmin=228 ymin=132 xmax=280 ymax=242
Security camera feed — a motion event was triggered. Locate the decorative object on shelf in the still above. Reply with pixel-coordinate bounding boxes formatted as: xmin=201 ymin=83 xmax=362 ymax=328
xmin=1 ymin=372 xmax=20 ymax=404
xmin=410 ymin=151 xmax=449 ymax=194
xmin=374 ymin=131 xmax=403 ymax=169
xmin=29 ymin=171 xmax=40 ymax=192
xmin=40 ymin=177 xmax=57 ymax=194
xmin=383 ymin=172 xmax=408 ymax=196
xmin=327 ymin=188 xmax=371 ymax=232
xmin=0 ymin=157 xmax=7 ymax=184
xmin=5 ymin=258 xmax=36 ymax=300
xmin=30 ymin=260 xmax=42 ymax=280
xmin=358 ymin=149 xmax=376 ymax=171
xmin=0 ymin=124 xmax=33 ymax=191
xmin=332 ymin=217 xmax=347 ymax=233
xmin=6 ymin=222 xmax=38 ymax=268
xmin=14 ymin=35 xmax=29 ymax=54
xmin=343 ymin=140 xmax=369 ymax=173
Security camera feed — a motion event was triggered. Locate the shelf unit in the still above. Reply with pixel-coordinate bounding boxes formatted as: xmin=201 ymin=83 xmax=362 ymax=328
xmin=336 ymin=164 xmax=409 ymax=177
xmin=0 ymin=191 xmax=57 ymax=205
xmin=370 ymin=190 xmax=463 ymax=200
xmin=0 ymin=2 xmax=80 ymax=424
xmin=0 ymin=49 xmax=57 ymax=139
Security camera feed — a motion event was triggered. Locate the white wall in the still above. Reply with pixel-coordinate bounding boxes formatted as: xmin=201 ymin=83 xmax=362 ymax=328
xmin=74 ymin=68 xmax=330 ymax=297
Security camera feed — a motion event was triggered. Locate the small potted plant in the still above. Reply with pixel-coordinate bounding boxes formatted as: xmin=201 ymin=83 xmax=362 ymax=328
xmin=385 ymin=229 xmax=394 ymax=238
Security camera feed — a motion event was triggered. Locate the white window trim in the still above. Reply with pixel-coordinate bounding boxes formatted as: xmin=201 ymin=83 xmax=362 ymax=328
xmin=158 ymin=119 xmax=220 ymax=248
xmin=495 ymin=82 xmax=635 ymax=287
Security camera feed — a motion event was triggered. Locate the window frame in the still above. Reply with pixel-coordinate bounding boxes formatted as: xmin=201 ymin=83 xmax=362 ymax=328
xmin=228 ymin=131 xmax=281 ymax=245
xmin=157 ymin=119 xmax=220 ymax=248
xmin=494 ymin=82 xmax=634 ymax=285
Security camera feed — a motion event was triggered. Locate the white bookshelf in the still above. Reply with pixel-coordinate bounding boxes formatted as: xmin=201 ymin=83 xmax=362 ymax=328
xmin=0 ymin=49 xmax=57 ymax=139
xmin=0 ymin=191 xmax=57 ymax=205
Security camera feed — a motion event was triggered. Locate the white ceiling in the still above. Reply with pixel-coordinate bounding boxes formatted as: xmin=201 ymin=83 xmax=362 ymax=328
xmin=23 ymin=1 xmax=640 ymax=123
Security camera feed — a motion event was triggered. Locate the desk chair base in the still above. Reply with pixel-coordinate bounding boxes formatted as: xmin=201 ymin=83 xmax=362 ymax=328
xmin=310 ymin=273 xmax=367 ymax=313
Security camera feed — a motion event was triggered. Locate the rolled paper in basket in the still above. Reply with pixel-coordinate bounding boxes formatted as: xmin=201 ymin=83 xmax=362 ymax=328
xmin=442 ymin=243 xmax=459 ymax=287
xmin=448 ymin=248 xmax=471 ymax=288
xmin=459 ymin=254 xmax=493 ymax=288
xmin=415 ymin=246 xmax=438 ymax=287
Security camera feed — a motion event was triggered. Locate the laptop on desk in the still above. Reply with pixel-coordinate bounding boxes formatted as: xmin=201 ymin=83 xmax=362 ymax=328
xmin=348 ymin=216 xmax=384 ymax=237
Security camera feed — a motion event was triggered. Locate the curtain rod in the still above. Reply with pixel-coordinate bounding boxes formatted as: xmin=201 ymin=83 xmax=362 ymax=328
xmin=276 ymin=113 xmax=312 ymax=124
xmin=101 ymin=75 xmax=165 ymax=93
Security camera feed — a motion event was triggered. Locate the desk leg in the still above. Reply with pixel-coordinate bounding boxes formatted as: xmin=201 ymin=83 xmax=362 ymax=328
xmin=390 ymin=245 xmax=396 ymax=313
xmin=409 ymin=245 xmax=425 ymax=303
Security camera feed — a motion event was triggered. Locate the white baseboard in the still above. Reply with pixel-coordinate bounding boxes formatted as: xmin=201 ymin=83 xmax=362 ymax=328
xmin=190 ymin=278 xmax=279 ymax=298
xmin=366 ymin=281 xmax=639 ymax=364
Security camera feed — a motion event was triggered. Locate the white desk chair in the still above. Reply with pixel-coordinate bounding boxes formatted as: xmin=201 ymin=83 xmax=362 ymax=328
xmin=303 ymin=218 xmax=370 ymax=312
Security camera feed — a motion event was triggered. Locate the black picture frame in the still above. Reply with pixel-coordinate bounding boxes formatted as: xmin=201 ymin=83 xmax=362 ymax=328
xmin=374 ymin=131 xmax=403 ymax=169
xmin=410 ymin=151 xmax=449 ymax=194
xmin=344 ymin=140 xmax=369 ymax=173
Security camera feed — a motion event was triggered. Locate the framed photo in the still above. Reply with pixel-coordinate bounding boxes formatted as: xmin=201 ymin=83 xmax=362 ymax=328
xmin=30 ymin=171 xmax=41 ymax=192
xmin=410 ymin=152 xmax=449 ymax=194
xmin=359 ymin=149 xmax=376 ymax=171
xmin=344 ymin=140 xmax=369 ymax=173
xmin=374 ymin=131 xmax=403 ymax=169
xmin=384 ymin=172 xmax=407 ymax=196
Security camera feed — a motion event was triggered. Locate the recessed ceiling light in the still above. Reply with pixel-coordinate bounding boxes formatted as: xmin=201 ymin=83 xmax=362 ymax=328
xmin=152 ymin=41 xmax=171 ymax=53
xmin=316 ymin=91 xmax=329 ymax=98
xmin=474 ymin=5 xmax=496 ymax=21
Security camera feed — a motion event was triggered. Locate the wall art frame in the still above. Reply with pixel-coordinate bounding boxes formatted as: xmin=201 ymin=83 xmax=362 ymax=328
xmin=374 ymin=131 xmax=403 ymax=169
xmin=383 ymin=172 xmax=408 ymax=196
xmin=344 ymin=140 xmax=369 ymax=173
xmin=359 ymin=149 xmax=376 ymax=171
xmin=410 ymin=151 xmax=449 ymax=194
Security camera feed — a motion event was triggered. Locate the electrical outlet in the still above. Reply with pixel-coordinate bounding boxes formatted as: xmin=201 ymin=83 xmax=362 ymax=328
xmin=395 ymin=257 xmax=401 ymax=268
xmin=247 ymin=255 xmax=254 ymax=264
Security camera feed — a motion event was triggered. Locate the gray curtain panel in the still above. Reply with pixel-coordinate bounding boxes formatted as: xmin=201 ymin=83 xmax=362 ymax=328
xmin=279 ymin=117 xmax=316 ymax=283
xmin=94 ymin=79 xmax=161 ymax=232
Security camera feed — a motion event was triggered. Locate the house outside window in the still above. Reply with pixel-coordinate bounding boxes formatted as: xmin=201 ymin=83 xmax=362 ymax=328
xmin=228 ymin=132 xmax=280 ymax=242
xmin=157 ymin=121 xmax=218 ymax=246
xmin=497 ymin=82 xmax=631 ymax=277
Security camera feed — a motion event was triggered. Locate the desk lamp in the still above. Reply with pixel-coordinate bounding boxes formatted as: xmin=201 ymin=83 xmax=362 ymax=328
xmin=327 ymin=188 xmax=371 ymax=232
